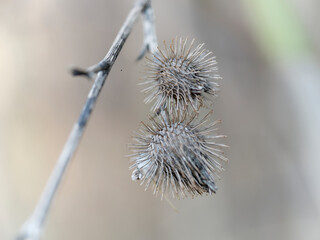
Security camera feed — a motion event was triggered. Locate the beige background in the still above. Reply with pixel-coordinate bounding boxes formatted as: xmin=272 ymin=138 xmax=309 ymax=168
xmin=1 ymin=0 xmax=320 ymax=239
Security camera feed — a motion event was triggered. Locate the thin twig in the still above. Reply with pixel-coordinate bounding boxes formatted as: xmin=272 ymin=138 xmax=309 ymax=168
xmin=137 ymin=0 xmax=158 ymax=60
xmin=16 ymin=1 xmax=157 ymax=240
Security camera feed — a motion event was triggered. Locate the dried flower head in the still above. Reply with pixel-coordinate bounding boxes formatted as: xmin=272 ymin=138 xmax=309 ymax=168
xmin=142 ymin=37 xmax=221 ymax=112
xmin=129 ymin=110 xmax=228 ymax=198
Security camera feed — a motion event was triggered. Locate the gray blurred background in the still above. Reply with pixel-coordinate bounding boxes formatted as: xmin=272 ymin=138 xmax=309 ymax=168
xmin=1 ymin=0 xmax=320 ymax=239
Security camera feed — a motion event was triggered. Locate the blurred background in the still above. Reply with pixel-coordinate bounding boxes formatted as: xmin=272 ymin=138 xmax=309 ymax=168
xmin=1 ymin=0 xmax=320 ymax=239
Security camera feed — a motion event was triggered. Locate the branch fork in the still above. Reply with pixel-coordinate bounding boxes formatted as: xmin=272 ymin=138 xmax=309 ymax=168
xmin=71 ymin=1 xmax=157 ymax=79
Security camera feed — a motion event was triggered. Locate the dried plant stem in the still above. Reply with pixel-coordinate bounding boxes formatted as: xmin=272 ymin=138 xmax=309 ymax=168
xmin=16 ymin=1 xmax=157 ymax=240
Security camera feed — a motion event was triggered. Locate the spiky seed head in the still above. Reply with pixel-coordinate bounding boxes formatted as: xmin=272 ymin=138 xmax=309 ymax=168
xmin=142 ymin=37 xmax=221 ymax=113
xmin=129 ymin=109 xmax=228 ymax=198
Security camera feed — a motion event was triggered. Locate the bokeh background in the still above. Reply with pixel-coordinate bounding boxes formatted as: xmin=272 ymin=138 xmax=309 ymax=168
xmin=1 ymin=0 xmax=320 ymax=239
